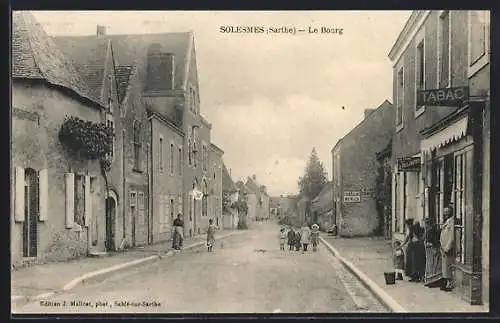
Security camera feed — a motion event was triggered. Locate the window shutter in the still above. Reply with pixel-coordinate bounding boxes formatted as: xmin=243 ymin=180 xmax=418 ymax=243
xmin=65 ymin=173 xmax=75 ymax=228
xmin=84 ymin=175 xmax=91 ymax=227
xmin=38 ymin=169 xmax=48 ymax=221
xmin=14 ymin=166 xmax=25 ymax=222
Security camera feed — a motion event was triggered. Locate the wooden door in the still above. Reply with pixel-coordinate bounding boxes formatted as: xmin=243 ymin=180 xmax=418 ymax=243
xmin=23 ymin=168 xmax=38 ymax=258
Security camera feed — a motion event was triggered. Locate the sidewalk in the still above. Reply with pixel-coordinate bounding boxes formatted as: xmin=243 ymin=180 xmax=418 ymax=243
xmin=322 ymin=236 xmax=489 ymax=313
xmin=11 ymin=230 xmax=233 ymax=302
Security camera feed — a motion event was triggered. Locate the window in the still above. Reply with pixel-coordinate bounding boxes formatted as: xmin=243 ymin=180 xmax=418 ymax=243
xmin=133 ymin=121 xmax=142 ymax=171
xmin=468 ymin=11 xmax=489 ymax=77
xmin=396 ymin=67 xmax=404 ymax=128
xmin=159 ymin=137 xmax=164 ymax=172
xmin=453 ymin=152 xmax=467 ymax=264
xmin=415 ymin=39 xmax=425 ymax=116
xmin=170 ymin=143 xmax=175 ymax=174
xmin=188 ymin=137 xmax=192 ymax=166
xmin=106 ymin=114 xmax=115 ymax=162
xmin=438 ymin=11 xmax=451 ymax=88
xmin=433 ymin=160 xmax=444 ymax=225
xmin=178 ymin=147 xmax=183 ymax=175
xmin=170 ymin=198 xmax=175 ymax=222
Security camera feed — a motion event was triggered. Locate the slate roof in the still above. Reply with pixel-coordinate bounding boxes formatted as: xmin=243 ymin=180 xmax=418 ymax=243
xmin=311 ymin=182 xmax=334 ymax=214
xmin=12 ymin=12 xmax=104 ymax=108
xmin=53 ymin=36 xmax=109 ymax=101
xmin=54 ymin=32 xmax=191 ymax=93
xmin=222 ymin=163 xmax=236 ymax=192
xmin=115 ymin=66 xmax=134 ymax=103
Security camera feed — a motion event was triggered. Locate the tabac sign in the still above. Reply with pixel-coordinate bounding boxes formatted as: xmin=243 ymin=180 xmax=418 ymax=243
xmin=417 ymin=86 xmax=469 ymax=107
xmin=398 ymin=157 xmax=421 ymax=172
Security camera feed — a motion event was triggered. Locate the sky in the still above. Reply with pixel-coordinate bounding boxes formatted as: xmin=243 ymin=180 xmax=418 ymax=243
xmin=31 ymin=10 xmax=411 ymax=196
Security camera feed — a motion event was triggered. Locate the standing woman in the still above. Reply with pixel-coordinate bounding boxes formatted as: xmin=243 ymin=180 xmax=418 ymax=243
xmin=287 ymin=226 xmax=295 ymax=251
xmin=440 ymin=206 xmax=455 ymax=291
xmin=402 ymin=218 xmax=415 ymax=279
xmin=424 ymin=217 xmax=444 ymax=288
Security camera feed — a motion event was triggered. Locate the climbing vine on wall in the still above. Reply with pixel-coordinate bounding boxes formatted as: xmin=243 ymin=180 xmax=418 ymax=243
xmin=59 ymin=115 xmax=114 ymax=171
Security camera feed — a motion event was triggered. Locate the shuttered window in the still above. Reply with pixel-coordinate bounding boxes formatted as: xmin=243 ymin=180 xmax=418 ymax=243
xmin=39 ymin=169 xmax=48 ymax=222
xmin=14 ymin=167 xmax=25 ymax=222
xmin=65 ymin=173 xmax=75 ymax=228
xmin=84 ymin=175 xmax=91 ymax=227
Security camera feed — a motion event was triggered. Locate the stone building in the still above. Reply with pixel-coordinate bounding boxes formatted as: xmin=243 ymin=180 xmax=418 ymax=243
xmin=221 ymin=163 xmax=239 ymax=229
xmin=331 ymin=100 xmax=394 ymax=237
xmin=245 ymin=175 xmax=270 ymax=221
xmin=11 ymin=12 xmax=108 ymax=265
xmin=209 ymin=143 xmax=224 ymax=228
xmin=54 ymin=29 xmax=224 ymax=244
xmin=388 ymin=10 xmax=490 ymax=305
xmin=310 ymin=182 xmax=334 ymax=231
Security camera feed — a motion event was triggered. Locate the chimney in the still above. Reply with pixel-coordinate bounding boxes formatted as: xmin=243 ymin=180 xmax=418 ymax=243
xmin=364 ymin=109 xmax=374 ymax=118
xmin=252 ymin=174 xmax=257 ymax=180
xmin=146 ymin=46 xmax=175 ymax=92
xmin=96 ymin=25 xmax=107 ymax=36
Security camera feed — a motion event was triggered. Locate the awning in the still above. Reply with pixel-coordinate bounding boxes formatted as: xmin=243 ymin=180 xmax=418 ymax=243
xmin=421 ymin=115 xmax=469 ymax=153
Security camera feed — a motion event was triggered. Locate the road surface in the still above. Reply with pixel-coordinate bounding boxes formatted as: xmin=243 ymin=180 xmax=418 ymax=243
xmin=14 ymin=223 xmax=387 ymax=314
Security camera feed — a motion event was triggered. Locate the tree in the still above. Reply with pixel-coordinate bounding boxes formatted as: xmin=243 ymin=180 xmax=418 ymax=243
xmin=298 ymin=148 xmax=328 ymax=200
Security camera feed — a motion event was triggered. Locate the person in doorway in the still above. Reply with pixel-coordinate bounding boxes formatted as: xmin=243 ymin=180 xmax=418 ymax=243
xmin=300 ymin=223 xmax=311 ymax=253
xmin=207 ymin=218 xmax=217 ymax=252
xmin=424 ymin=217 xmax=444 ymax=288
xmin=440 ymin=206 xmax=455 ymax=292
xmin=172 ymin=213 xmax=184 ymax=250
xmin=311 ymin=224 xmax=320 ymax=252
xmin=287 ymin=226 xmax=295 ymax=251
xmin=405 ymin=221 xmax=426 ymax=282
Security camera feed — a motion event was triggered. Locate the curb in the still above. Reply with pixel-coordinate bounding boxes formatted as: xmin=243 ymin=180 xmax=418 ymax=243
xmin=319 ymin=236 xmax=407 ymax=313
xmin=12 ymin=230 xmax=243 ymax=308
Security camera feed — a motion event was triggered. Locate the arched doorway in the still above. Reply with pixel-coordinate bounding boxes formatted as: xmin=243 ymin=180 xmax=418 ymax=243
xmin=23 ymin=168 xmax=38 ymax=258
xmin=191 ymin=179 xmax=198 ymax=236
xmin=105 ymin=191 xmax=118 ymax=252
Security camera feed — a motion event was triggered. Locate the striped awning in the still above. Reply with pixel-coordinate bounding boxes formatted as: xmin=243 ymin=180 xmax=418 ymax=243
xmin=421 ymin=115 xmax=469 ymax=153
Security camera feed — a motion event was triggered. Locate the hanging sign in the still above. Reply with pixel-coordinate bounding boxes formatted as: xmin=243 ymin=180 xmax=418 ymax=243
xmin=417 ymin=86 xmax=469 ymax=107
xmin=398 ymin=157 xmax=421 ymax=172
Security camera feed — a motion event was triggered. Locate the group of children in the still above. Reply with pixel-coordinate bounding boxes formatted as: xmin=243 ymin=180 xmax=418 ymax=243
xmin=279 ymin=224 xmax=320 ymax=253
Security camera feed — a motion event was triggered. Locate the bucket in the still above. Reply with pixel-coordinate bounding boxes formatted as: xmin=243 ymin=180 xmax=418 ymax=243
xmin=384 ymin=271 xmax=396 ymax=285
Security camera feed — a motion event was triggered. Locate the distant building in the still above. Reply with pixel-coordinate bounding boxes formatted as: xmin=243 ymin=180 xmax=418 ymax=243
xmin=245 ymin=175 xmax=270 ymax=221
xmin=311 ymin=182 xmax=334 ymax=230
xmin=331 ymin=100 xmax=394 ymax=237
xmin=209 ymin=143 xmax=224 ymax=228
xmin=221 ymin=163 xmax=239 ymax=229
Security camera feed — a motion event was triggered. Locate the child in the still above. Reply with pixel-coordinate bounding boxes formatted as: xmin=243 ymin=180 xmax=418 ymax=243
xmin=294 ymin=229 xmax=302 ymax=252
xmin=207 ymin=219 xmax=216 ymax=252
xmin=393 ymin=240 xmax=405 ymax=280
xmin=311 ymin=224 xmax=320 ymax=252
xmin=287 ymin=227 xmax=295 ymax=251
xmin=279 ymin=227 xmax=286 ymax=251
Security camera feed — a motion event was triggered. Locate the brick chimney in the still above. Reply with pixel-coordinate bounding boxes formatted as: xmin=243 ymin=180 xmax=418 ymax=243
xmin=364 ymin=109 xmax=374 ymax=118
xmin=96 ymin=25 xmax=107 ymax=36
xmin=252 ymin=174 xmax=257 ymax=180
xmin=145 ymin=44 xmax=175 ymax=92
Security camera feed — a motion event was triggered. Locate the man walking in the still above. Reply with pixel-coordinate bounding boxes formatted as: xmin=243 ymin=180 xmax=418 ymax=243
xmin=172 ymin=213 xmax=184 ymax=250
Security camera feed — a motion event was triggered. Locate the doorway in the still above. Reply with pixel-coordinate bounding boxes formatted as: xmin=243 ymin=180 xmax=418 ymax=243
xmin=105 ymin=194 xmax=116 ymax=252
xmin=23 ymin=168 xmax=38 ymax=258
xmin=131 ymin=205 xmax=136 ymax=247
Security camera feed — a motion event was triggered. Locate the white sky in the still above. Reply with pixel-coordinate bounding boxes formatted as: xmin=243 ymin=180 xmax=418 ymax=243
xmin=31 ymin=10 xmax=411 ymax=196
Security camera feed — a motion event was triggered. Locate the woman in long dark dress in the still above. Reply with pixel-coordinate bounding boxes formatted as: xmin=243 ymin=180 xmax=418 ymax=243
xmin=403 ymin=219 xmax=426 ymax=282
xmin=424 ymin=217 xmax=444 ymax=288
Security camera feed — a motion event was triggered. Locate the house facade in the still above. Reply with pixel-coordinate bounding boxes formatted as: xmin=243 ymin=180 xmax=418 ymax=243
xmin=375 ymin=139 xmax=393 ymax=239
xmin=245 ymin=175 xmax=270 ymax=221
xmin=310 ymin=182 xmax=334 ymax=231
xmin=11 ymin=12 xmax=108 ymax=265
xmin=222 ymin=163 xmax=239 ymax=229
xmin=331 ymin=100 xmax=394 ymax=237
xmin=388 ymin=10 xmax=490 ymax=305
xmin=54 ymin=30 xmax=225 ymax=244
xmin=209 ymin=143 xmax=224 ymax=227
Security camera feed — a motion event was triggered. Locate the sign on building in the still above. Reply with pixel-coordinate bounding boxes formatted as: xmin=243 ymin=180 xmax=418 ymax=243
xmin=343 ymin=191 xmax=360 ymax=203
xmin=398 ymin=157 xmax=421 ymax=172
xmin=417 ymin=86 xmax=469 ymax=107
xmin=361 ymin=187 xmax=376 ymax=198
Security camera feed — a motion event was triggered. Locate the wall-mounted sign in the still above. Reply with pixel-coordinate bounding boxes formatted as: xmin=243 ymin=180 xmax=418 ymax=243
xmin=398 ymin=157 xmax=421 ymax=172
xmin=417 ymin=86 xmax=469 ymax=107
xmin=343 ymin=195 xmax=361 ymax=203
xmin=343 ymin=191 xmax=360 ymax=203
xmin=361 ymin=187 xmax=376 ymax=197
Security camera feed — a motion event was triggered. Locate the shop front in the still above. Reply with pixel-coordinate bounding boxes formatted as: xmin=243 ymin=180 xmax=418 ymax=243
xmin=420 ymin=104 xmax=484 ymax=305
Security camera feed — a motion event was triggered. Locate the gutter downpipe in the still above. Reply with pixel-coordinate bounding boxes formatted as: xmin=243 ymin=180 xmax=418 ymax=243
xmin=147 ymin=114 xmax=154 ymax=244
